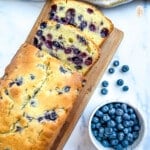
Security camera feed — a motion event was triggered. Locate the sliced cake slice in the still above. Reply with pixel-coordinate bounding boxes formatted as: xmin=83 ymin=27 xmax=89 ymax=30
xmin=48 ymin=0 xmax=114 ymax=47
xmin=33 ymin=20 xmax=99 ymax=75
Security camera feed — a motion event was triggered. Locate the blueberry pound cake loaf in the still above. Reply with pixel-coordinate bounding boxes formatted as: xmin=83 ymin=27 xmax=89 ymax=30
xmin=48 ymin=0 xmax=114 ymax=47
xmin=33 ymin=20 xmax=99 ymax=75
xmin=0 ymin=43 xmax=83 ymax=150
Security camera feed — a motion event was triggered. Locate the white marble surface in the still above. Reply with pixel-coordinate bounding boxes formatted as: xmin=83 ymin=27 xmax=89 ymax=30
xmin=0 ymin=0 xmax=150 ymax=150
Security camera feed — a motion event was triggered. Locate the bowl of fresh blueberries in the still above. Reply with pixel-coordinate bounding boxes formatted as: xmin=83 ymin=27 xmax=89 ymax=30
xmin=88 ymin=101 xmax=145 ymax=150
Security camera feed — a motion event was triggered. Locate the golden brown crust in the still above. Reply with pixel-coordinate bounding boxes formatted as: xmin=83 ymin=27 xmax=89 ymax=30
xmin=0 ymin=43 xmax=83 ymax=150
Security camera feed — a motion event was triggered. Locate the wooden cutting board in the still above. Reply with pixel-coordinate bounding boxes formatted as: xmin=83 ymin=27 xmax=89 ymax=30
xmin=26 ymin=0 xmax=124 ymax=149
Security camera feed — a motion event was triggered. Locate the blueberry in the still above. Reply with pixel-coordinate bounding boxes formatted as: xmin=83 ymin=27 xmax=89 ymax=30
xmin=37 ymin=116 xmax=43 ymax=122
xmin=122 ymin=86 xmax=129 ymax=91
xmin=101 ymin=88 xmax=108 ymax=95
xmin=128 ymin=127 xmax=132 ymax=133
xmin=128 ymin=108 xmax=134 ymax=114
xmin=109 ymin=108 xmax=116 ymax=115
xmin=33 ymin=37 xmax=38 ymax=46
xmin=121 ymin=65 xmax=129 ymax=72
xmin=92 ymin=116 xmax=99 ymax=123
xmin=78 ymin=15 xmax=83 ymax=21
xmin=108 ymin=103 xmax=113 ymax=109
xmin=121 ymin=103 xmax=128 ymax=112
xmin=104 ymin=127 xmax=113 ymax=135
xmin=109 ymin=132 xmax=117 ymax=139
xmin=84 ymin=57 xmax=93 ymax=66
xmin=95 ymin=110 xmax=103 ymax=118
xmin=127 ymin=133 xmax=133 ymax=142
xmin=92 ymin=130 xmax=98 ymax=137
xmin=30 ymin=74 xmax=35 ymax=80
xmin=130 ymin=114 xmax=136 ymax=120
xmin=45 ymin=40 xmax=53 ymax=49
xmin=89 ymin=23 xmax=96 ymax=31
xmin=76 ymin=35 xmax=87 ymax=45
xmin=118 ymin=132 xmax=124 ymax=141
xmin=116 ymin=108 xmax=124 ymax=116
xmin=99 ymin=127 xmax=105 ymax=134
xmin=115 ymin=144 xmax=124 ymax=150
xmin=63 ymin=86 xmax=71 ymax=92
xmin=96 ymin=136 xmax=101 ymax=141
xmin=66 ymin=8 xmax=75 ymax=17
xmin=107 ymin=120 xmax=116 ymax=127
xmin=40 ymin=35 xmax=46 ymax=42
xmin=36 ymin=30 xmax=43 ymax=36
xmin=40 ymin=22 xmax=47 ymax=29
xmin=101 ymin=140 xmax=110 ymax=147
xmin=101 ymin=105 xmax=109 ymax=113
xmin=101 ymin=80 xmax=109 ymax=87
xmin=133 ymin=125 xmax=141 ymax=131
xmin=45 ymin=110 xmax=57 ymax=121
xmin=122 ymin=140 xmax=129 ymax=147
xmin=91 ymin=123 xmax=96 ymax=129
xmin=108 ymin=68 xmax=115 ymax=74
xmin=129 ymin=120 xmax=134 ymax=126
xmin=114 ymin=103 xmax=121 ymax=108
xmin=113 ymin=60 xmax=120 ymax=67
xmin=115 ymin=116 xmax=122 ymax=123
xmin=72 ymin=56 xmax=83 ymax=65
xmin=95 ymin=123 xmax=101 ymax=129
xmin=15 ymin=77 xmax=23 ymax=86
xmin=123 ymin=121 xmax=130 ymax=128
xmin=100 ymin=28 xmax=109 ymax=38
xmin=123 ymin=113 xmax=130 ymax=120
xmin=64 ymin=48 xmax=72 ymax=54
xmin=59 ymin=66 xmax=67 ymax=73
xmin=52 ymin=41 xmax=63 ymax=49
xmin=133 ymin=131 xmax=139 ymax=139
xmin=103 ymin=114 xmax=110 ymax=122
xmin=117 ymin=124 xmax=124 ymax=130
xmin=87 ymin=8 xmax=94 ymax=14
xmin=110 ymin=139 xmax=118 ymax=146
xmin=116 ymin=79 xmax=124 ymax=86
xmin=15 ymin=126 xmax=22 ymax=132
xmin=123 ymin=128 xmax=129 ymax=134
xmin=79 ymin=21 xmax=87 ymax=30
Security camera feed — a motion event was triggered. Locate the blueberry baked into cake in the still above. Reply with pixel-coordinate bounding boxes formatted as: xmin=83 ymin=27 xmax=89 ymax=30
xmin=33 ymin=20 xmax=99 ymax=75
xmin=48 ymin=0 xmax=114 ymax=47
xmin=0 ymin=44 xmax=83 ymax=150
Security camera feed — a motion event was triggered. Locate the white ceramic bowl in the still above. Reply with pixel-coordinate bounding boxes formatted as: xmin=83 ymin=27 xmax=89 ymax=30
xmin=88 ymin=100 xmax=146 ymax=150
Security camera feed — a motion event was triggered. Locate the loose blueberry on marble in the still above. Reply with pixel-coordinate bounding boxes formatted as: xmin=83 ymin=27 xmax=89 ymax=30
xmin=116 ymin=79 xmax=124 ymax=86
xmin=90 ymin=102 xmax=141 ymax=150
xmin=101 ymin=80 xmax=109 ymax=87
xmin=101 ymin=88 xmax=108 ymax=95
xmin=113 ymin=60 xmax=120 ymax=67
xmin=108 ymin=68 xmax=115 ymax=74
xmin=122 ymin=85 xmax=129 ymax=92
xmin=121 ymin=65 xmax=129 ymax=73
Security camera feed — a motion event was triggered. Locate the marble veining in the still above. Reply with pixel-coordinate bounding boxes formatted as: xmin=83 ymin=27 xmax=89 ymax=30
xmin=0 ymin=0 xmax=150 ymax=150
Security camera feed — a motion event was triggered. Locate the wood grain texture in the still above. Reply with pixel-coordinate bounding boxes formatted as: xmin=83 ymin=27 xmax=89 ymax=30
xmin=25 ymin=0 xmax=124 ymax=149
